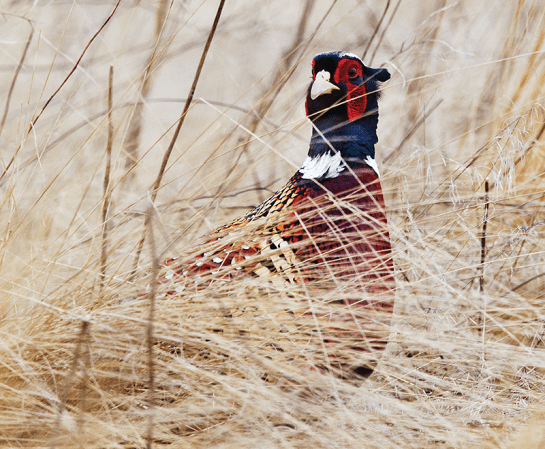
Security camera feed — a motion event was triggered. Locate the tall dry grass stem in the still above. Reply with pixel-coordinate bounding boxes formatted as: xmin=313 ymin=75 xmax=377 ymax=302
xmin=100 ymin=65 xmax=114 ymax=289
xmin=145 ymin=202 xmax=159 ymax=449
xmin=479 ymin=178 xmax=489 ymax=294
xmin=49 ymin=320 xmax=91 ymax=448
xmin=361 ymin=0 xmax=390 ymax=62
xmin=123 ymin=0 xmax=171 ymax=184
xmin=0 ymin=21 xmax=33 ymax=138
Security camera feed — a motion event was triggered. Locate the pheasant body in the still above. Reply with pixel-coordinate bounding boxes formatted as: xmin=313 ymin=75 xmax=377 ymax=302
xmin=164 ymin=165 xmax=392 ymax=288
xmin=161 ymin=51 xmax=395 ymax=376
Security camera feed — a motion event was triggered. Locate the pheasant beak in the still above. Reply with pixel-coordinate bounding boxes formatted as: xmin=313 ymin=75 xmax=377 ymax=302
xmin=310 ymin=70 xmax=340 ymax=100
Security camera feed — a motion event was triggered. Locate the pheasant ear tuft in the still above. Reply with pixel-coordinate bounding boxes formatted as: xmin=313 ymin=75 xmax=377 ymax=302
xmin=365 ymin=66 xmax=391 ymax=83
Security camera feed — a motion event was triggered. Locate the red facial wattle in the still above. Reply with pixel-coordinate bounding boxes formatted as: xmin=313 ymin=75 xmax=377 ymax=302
xmin=334 ymin=58 xmax=367 ymax=121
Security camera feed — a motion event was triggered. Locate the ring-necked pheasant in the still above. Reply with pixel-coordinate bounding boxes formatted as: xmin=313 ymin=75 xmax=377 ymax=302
xmin=161 ymin=51 xmax=395 ymax=377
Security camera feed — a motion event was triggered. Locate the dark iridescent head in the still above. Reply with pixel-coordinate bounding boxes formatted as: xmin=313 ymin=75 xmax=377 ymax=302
xmin=305 ymin=51 xmax=390 ymax=122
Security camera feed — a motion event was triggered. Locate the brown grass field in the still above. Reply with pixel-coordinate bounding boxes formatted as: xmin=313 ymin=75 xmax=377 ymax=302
xmin=1 ymin=0 xmax=545 ymax=447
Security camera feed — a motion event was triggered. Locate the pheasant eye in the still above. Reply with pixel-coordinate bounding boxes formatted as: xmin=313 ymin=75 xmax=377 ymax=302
xmin=348 ymin=67 xmax=358 ymax=79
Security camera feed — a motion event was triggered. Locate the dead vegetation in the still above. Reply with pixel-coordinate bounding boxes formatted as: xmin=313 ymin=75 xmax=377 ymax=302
xmin=1 ymin=0 xmax=545 ymax=447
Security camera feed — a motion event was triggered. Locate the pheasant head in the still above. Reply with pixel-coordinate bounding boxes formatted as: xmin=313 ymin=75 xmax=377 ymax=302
xmin=301 ymin=51 xmax=390 ymax=180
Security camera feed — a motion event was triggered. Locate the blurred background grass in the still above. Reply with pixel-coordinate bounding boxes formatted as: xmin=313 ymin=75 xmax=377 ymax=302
xmin=1 ymin=0 xmax=545 ymax=447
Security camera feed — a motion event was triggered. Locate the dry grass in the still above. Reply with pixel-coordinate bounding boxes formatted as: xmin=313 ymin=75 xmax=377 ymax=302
xmin=1 ymin=0 xmax=545 ymax=447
